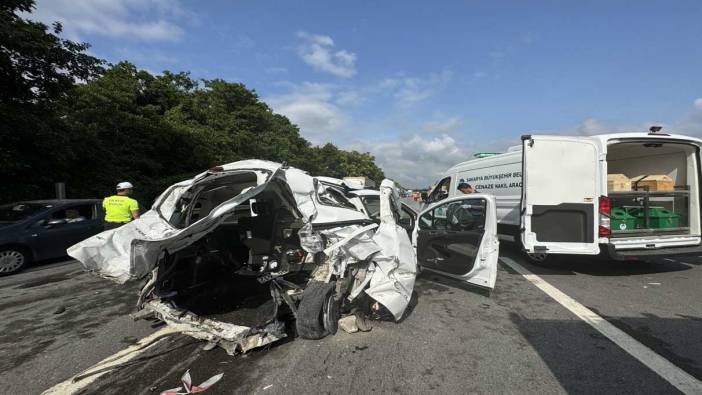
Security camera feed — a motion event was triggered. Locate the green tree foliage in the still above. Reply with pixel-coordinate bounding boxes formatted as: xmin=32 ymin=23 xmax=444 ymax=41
xmin=58 ymin=63 xmax=384 ymax=204
xmin=0 ymin=1 xmax=384 ymax=205
xmin=0 ymin=0 xmax=104 ymax=201
xmin=307 ymin=144 xmax=384 ymax=183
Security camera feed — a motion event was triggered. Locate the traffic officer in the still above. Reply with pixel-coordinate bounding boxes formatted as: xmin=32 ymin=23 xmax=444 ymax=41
xmin=103 ymin=182 xmax=140 ymax=230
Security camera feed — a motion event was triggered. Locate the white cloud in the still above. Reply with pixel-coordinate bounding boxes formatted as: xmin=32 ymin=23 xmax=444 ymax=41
xmin=114 ymin=47 xmax=178 ymax=64
xmin=380 ymin=70 xmax=453 ymax=107
xmin=297 ymin=32 xmax=357 ymax=78
xmin=26 ymin=0 xmax=189 ymax=41
xmin=267 ymin=83 xmax=347 ymax=144
xmin=351 ymin=134 xmax=473 ymax=188
xmin=559 ymin=118 xmax=666 ymax=136
xmin=336 ymin=90 xmax=364 ymax=107
xmin=675 ymin=99 xmax=702 ymax=135
xmin=422 ymin=116 xmax=464 ymax=133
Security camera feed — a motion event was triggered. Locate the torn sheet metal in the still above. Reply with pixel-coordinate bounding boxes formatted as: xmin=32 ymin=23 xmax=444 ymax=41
xmin=145 ymin=300 xmax=285 ymax=355
xmin=364 ymin=180 xmax=417 ymax=319
xmin=69 ymin=161 xmax=367 ymax=283
xmin=68 ymin=160 xmax=417 ymax=352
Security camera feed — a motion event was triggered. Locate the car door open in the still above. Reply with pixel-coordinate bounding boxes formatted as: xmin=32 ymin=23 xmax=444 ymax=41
xmin=414 ymin=194 xmax=499 ymax=289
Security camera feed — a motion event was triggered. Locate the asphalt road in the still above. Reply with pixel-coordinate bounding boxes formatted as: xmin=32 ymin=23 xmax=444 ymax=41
xmin=2 ymin=247 xmax=701 ymax=394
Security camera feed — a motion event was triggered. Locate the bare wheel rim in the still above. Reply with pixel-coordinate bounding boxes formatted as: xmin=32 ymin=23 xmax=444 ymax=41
xmin=0 ymin=250 xmax=25 ymax=273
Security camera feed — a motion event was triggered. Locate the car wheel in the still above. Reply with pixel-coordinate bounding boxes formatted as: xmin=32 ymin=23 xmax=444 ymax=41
xmin=0 ymin=248 xmax=30 ymax=276
xmin=526 ymin=252 xmax=561 ymax=267
xmin=296 ymin=280 xmax=337 ymax=340
xmin=527 ymin=252 xmax=548 ymax=262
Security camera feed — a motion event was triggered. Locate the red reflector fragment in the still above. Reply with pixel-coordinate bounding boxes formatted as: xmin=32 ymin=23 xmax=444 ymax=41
xmin=599 ymin=225 xmax=611 ymax=237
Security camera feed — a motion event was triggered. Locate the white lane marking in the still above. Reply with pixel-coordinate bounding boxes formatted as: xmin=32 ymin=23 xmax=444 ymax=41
xmin=42 ymin=327 xmax=179 ymax=395
xmin=500 ymin=256 xmax=702 ymax=395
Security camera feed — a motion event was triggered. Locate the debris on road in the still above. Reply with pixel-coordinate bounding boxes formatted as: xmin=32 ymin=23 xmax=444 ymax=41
xmin=53 ymin=306 xmax=66 ymax=314
xmin=338 ymin=315 xmax=359 ymax=333
xmin=161 ymin=369 xmax=223 ymax=395
xmin=69 ymin=160 xmax=416 ymax=354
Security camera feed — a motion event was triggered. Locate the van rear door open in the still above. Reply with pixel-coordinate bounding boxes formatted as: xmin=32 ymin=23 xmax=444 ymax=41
xmin=521 ymin=135 xmax=600 ymax=255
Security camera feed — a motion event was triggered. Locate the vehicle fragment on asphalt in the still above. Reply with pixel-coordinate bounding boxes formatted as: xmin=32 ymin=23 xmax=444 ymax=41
xmin=161 ymin=369 xmax=223 ymax=395
xmin=69 ymin=160 xmax=416 ymax=354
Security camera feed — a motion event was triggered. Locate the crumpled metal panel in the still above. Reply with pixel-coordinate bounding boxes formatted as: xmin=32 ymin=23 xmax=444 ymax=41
xmin=366 ymin=222 xmax=417 ymax=320
xmin=320 ymin=180 xmax=417 ymax=320
xmin=68 ymin=160 xmax=418 ymax=351
xmin=145 ymin=300 xmax=285 ymax=355
xmin=364 ymin=180 xmax=417 ymax=320
xmin=68 ymin=161 xmax=369 ymax=283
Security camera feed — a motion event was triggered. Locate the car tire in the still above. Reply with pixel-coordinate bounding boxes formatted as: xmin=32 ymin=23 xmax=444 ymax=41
xmin=525 ymin=252 xmax=561 ymax=267
xmin=0 ymin=248 xmax=30 ymax=276
xmin=296 ymin=280 xmax=337 ymax=340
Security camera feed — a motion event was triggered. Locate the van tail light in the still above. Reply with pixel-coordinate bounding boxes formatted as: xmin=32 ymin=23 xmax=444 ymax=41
xmin=599 ymin=195 xmax=611 ymax=237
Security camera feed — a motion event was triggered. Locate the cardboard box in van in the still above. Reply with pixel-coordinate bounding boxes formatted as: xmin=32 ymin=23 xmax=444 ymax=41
xmin=607 ymin=174 xmax=631 ymax=191
xmin=632 ymin=175 xmax=674 ymax=192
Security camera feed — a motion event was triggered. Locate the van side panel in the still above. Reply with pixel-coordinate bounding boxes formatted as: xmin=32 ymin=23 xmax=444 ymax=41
xmin=448 ymin=151 xmax=522 ymax=228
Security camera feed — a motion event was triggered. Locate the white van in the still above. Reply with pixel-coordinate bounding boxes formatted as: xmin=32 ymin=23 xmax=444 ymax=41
xmin=423 ymin=130 xmax=702 ymax=262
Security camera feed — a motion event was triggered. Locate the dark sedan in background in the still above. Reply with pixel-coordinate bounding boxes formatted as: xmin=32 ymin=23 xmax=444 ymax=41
xmin=0 ymin=199 xmax=104 ymax=275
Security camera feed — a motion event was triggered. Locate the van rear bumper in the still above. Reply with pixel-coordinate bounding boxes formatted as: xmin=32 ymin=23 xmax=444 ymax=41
xmin=604 ymin=243 xmax=702 ymax=260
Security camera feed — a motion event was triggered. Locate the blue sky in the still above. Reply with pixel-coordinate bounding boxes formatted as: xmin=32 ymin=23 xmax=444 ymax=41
xmin=27 ymin=0 xmax=702 ymax=187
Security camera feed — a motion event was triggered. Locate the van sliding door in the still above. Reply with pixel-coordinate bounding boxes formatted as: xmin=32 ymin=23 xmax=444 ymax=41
xmin=521 ymin=135 xmax=600 ymax=255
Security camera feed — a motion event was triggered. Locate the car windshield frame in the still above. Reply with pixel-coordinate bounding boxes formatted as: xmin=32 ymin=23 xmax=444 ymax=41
xmin=0 ymin=202 xmax=53 ymax=223
xmin=315 ymin=181 xmax=359 ymax=211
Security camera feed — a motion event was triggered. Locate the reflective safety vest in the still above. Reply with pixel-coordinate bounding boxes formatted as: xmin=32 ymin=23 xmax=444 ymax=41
xmin=102 ymin=195 xmax=139 ymax=223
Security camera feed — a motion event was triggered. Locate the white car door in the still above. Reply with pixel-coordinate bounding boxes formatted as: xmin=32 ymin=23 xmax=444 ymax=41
xmin=521 ymin=135 xmax=601 ymax=255
xmin=413 ymin=194 xmax=499 ymax=289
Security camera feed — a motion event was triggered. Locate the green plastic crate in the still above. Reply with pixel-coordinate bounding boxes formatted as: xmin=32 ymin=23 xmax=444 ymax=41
xmin=626 ymin=206 xmax=680 ymax=229
xmin=611 ymin=207 xmax=637 ymax=231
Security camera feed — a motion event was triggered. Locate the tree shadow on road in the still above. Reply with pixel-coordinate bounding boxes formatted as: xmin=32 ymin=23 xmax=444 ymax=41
xmin=509 ymin=311 xmax=702 ymax=393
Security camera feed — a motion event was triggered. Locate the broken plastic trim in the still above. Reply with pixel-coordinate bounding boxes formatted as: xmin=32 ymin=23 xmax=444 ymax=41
xmin=144 ymin=300 xmax=285 ymax=355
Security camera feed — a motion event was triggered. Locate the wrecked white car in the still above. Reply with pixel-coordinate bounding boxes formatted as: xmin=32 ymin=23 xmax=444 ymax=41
xmin=68 ymin=160 xmax=417 ymax=354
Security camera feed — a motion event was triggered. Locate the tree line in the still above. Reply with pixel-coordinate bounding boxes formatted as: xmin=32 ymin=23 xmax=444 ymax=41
xmin=0 ymin=0 xmax=384 ymax=206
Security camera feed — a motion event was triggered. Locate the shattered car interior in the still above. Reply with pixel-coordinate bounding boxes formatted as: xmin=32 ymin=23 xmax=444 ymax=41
xmin=69 ymin=160 xmax=417 ymax=354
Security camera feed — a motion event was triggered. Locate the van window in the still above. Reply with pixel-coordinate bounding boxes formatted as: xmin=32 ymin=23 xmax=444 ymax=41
xmin=426 ymin=177 xmax=451 ymax=204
